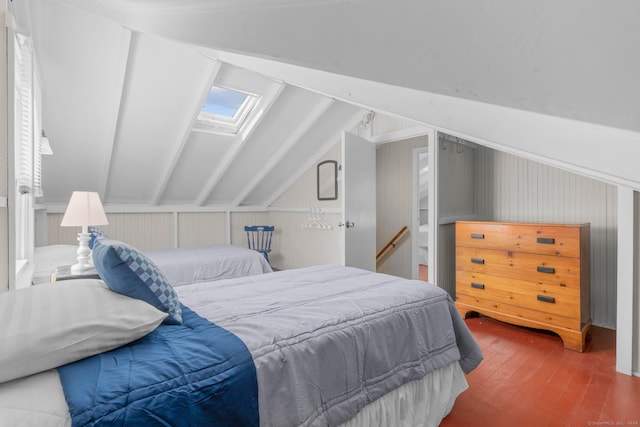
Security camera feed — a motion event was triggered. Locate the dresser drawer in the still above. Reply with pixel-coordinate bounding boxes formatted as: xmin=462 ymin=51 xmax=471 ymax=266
xmin=456 ymin=246 xmax=581 ymax=289
xmin=456 ymin=293 xmax=581 ymax=331
xmin=456 ymin=270 xmax=580 ymax=319
xmin=456 ymin=221 xmax=585 ymax=257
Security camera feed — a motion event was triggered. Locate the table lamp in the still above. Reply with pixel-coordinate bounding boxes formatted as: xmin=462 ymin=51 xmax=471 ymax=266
xmin=60 ymin=191 xmax=109 ymax=272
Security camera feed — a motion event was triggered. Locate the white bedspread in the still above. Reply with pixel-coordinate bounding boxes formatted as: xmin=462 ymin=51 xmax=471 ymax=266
xmin=145 ymin=244 xmax=272 ymax=286
xmin=32 ymin=244 xmax=272 ymax=286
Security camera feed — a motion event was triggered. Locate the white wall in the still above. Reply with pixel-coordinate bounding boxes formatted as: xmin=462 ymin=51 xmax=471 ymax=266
xmin=271 ymin=142 xmax=341 ymax=210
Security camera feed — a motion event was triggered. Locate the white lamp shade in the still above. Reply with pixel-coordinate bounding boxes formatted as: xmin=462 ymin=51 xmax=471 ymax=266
xmin=60 ymin=191 xmax=108 ymax=227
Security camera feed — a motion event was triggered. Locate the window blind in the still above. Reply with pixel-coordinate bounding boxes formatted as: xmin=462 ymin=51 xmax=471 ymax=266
xmin=33 ymin=79 xmax=43 ymax=198
xmin=14 ymin=32 xmax=34 ymax=195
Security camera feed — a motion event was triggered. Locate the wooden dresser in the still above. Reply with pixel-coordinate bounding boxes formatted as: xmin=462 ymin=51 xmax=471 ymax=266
xmin=455 ymin=221 xmax=591 ymax=352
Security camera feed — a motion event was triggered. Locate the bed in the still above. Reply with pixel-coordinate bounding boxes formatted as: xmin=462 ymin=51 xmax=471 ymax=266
xmin=32 ymin=243 xmax=272 ymax=286
xmin=2 ymin=239 xmax=482 ymax=427
xmin=144 ymin=244 xmax=272 ymax=285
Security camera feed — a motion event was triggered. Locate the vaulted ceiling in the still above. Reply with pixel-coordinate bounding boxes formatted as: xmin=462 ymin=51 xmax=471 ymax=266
xmin=13 ymin=0 xmax=367 ymax=208
xmin=12 ymin=0 xmax=640 ymax=197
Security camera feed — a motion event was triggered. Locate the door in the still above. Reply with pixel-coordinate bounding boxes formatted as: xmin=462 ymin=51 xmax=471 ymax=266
xmin=341 ymin=131 xmax=376 ymax=271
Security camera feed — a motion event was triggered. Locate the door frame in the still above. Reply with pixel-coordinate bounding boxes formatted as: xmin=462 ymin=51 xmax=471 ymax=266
xmin=411 ymin=146 xmax=429 ymax=280
xmin=371 ymin=126 xmax=437 ymax=281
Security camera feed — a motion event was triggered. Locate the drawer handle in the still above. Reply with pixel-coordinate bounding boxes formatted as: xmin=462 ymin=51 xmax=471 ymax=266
xmin=471 ymin=258 xmax=485 ymax=265
xmin=537 ymin=295 xmax=555 ymax=304
xmin=536 ymin=266 xmax=555 ymax=274
xmin=537 ymin=237 xmax=555 ymax=244
xmin=471 ymin=282 xmax=485 ymax=290
xmin=471 ymin=233 xmax=485 ymax=239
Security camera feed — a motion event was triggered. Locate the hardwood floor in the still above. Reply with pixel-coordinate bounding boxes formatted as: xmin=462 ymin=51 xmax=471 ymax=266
xmin=440 ymin=317 xmax=640 ymax=427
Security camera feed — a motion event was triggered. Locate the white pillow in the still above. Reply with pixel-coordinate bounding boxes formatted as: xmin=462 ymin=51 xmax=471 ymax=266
xmin=0 ymin=279 xmax=168 ymax=384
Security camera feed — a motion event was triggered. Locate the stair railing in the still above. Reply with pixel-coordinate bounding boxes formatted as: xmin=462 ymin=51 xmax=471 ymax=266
xmin=376 ymin=225 xmax=409 ymax=262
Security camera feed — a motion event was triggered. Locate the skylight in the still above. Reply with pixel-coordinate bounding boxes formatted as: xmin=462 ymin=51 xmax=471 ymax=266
xmin=201 ymin=86 xmax=247 ymax=117
xmin=196 ymin=85 xmax=258 ymax=135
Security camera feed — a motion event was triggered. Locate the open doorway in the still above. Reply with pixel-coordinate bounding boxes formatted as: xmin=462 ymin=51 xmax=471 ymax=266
xmin=414 ymin=147 xmax=429 ymax=281
xmin=375 ymin=129 xmax=433 ymax=280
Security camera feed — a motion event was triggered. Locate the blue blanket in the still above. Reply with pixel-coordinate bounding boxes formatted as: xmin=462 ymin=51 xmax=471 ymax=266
xmin=58 ymin=305 xmax=259 ymax=427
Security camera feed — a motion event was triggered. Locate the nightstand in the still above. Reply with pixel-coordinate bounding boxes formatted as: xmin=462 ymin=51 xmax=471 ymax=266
xmin=51 ymin=265 xmax=101 ymax=283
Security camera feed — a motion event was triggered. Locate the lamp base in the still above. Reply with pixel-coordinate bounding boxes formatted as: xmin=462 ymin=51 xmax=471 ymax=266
xmin=70 ymin=262 xmax=95 ymax=273
xmin=71 ymin=232 xmax=93 ymax=273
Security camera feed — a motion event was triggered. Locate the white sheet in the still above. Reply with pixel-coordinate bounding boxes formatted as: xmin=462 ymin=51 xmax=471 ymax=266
xmin=32 ymin=245 xmax=79 ymax=285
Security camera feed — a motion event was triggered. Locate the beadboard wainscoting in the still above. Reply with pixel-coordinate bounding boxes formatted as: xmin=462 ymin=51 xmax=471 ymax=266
xmin=45 ymin=209 xmax=342 ymax=271
xmin=473 ymin=147 xmax=617 ymax=329
xmin=231 ymin=211 xmax=342 ymax=270
xmin=47 ymin=212 xmax=175 ymax=250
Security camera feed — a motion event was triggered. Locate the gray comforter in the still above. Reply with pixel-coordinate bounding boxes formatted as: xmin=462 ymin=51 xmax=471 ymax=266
xmin=175 ymin=264 xmax=482 ymax=427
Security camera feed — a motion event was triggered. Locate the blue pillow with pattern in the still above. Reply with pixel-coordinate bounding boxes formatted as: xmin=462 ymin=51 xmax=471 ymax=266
xmin=93 ymin=239 xmax=182 ymax=324
xmin=88 ymin=226 xmax=109 ymax=250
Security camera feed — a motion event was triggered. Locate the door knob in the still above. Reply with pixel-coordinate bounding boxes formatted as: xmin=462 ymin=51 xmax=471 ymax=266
xmin=339 ymin=221 xmax=355 ymax=228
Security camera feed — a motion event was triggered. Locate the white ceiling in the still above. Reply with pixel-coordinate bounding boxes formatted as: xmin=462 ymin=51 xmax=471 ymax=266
xmin=13 ymin=0 xmax=367 ymax=208
xmin=12 ymin=0 xmax=640 ymax=198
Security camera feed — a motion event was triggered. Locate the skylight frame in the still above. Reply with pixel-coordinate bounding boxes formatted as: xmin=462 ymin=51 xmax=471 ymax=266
xmin=196 ymin=85 xmax=259 ymax=135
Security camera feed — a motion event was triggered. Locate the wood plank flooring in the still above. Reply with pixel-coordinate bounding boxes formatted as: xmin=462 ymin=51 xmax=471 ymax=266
xmin=440 ymin=317 xmax=640 ymax=427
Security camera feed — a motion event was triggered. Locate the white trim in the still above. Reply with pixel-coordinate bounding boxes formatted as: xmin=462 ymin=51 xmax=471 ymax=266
xmin=225 ymin=210 xmax=231 ymax=245
xmin=99 ymin=28 xmax=133 ymax=200
xmin=370 ymin=126 xmax=432 ymax=145
xmin=426 ymin=128 xmax=437 ymax=286
xmin=616 ymin=186 xmax=635 ymax=375
xmin=172 ymin=211 xmax=179 ymax=248
xmin=195 ymin=85 xmax=258 ymax=135
xmin=43 ymin=203 xmax=339 ymax=214
xmin=411 ymin=146 xmax=428 ymax=280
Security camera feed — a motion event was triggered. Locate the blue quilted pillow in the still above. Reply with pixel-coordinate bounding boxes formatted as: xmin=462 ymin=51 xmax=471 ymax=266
xmin=88 ymin=226 xmax=109 ymax=249
xmin=93 ymin=239 xmax=182 ymax=324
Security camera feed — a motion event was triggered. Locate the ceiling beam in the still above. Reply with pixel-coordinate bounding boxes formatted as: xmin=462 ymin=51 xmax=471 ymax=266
xmin=231 ymin=96 xmax=334 ymax=207
xmin=149 ymin=59 xmax=222 ymax=205
xmin=263 ymin=109 xmax=365 ymax=207
xmin=194 ymin=81 xmax=285 ymax=206
xmin=213 ymin=48 xmax=640 ymax=192
xmin=99 ymin=28 xmax=133 ymax=201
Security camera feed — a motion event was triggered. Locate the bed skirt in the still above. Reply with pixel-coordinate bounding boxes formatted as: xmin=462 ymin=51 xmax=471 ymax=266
xmin=0 ymin=360 xmax=466 ymax=427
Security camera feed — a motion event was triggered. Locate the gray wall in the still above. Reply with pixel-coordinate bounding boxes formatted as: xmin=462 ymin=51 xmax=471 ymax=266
xmin=472 ymin=147 xmax=617 ymax=329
